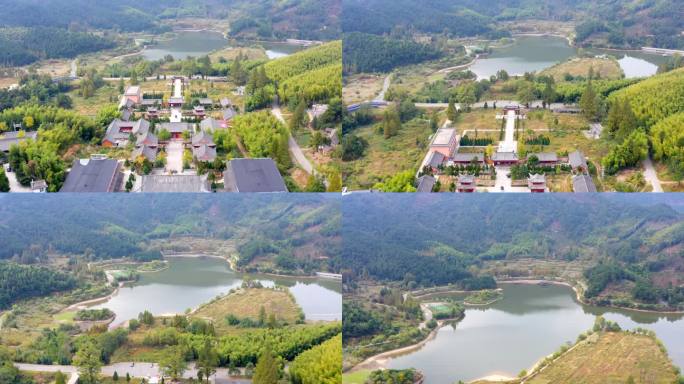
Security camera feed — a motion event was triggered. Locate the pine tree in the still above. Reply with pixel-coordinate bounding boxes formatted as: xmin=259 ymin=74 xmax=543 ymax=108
xmin=113 ymin=371 xmax=119 ymax=381
xmin=0 ymin=168 xmax=9 ymax=192
xmin=253 ymin=345 xmax=279 ymax=384
xmin=580 ymin=79 xmax=599 ymax=122
xmin=327 ymin=170 xmax=342 ymax=192
xmin=447 ymin=99 xmax=458 ymax=122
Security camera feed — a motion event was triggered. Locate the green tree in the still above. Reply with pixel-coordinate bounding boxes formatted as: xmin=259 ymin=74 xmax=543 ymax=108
xmin=446 ymin=99 xmax=458 ymax=122
xmin=73 ymin=339 xmax=103 ymax=384
xmin=382 ymin=107 xmax=401 ymax=139
xmin=327 ymin=170 xmax=342 ymax=192
xmin=0 ymin=168 xmax=9 ymax=192
xmin=197 ymin=339 xmax=219 ymax=383
xmin=253 ymin=345 xmax=279 ymax=384
xmin=305 ymin=175 xmax=326 ymax=192
xmin=113 ymin=371 xmax=119 ymax=381
xmin=516 ymin=82 xmax=536 ymax=105
xmin=580 ymin=79 xmax=599 ymax=122
xmin=55 ymin=371 xmax=67 ymax=384
xmin=159 ymin=345 xmax=187 ymax=381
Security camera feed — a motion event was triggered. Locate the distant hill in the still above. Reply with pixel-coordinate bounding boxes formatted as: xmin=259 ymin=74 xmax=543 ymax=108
xmin=342 ymin=0 xmax=683 ymax=49
xmin=342 ymin=194 xmax=684 ymax=310
xmin=0 ymin=0 xmax=340 ymax=40
xmin=0 ymin=194 xmax=341 ymax=273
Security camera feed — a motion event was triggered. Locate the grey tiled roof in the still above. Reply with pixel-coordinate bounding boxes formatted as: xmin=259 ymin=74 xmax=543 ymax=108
xmin=223 ymin=158 xmax=287 ymax=192
xmin=159 ymin=122 xmax=192 ymax=134
xmin=200 ymin=117 xmax=224 ymax=131
xmin=572 ymin=174 xmax=597 ymax=192
xmin=131 ymin=145 xmax=158 ymax=162
xmin=569 ymin=150 xmax=588 ymax=170
xmin=60 ymin=158 xmax=121 ymax=192
xmin=453 ymin=152 xmax=484 ymax=162
xmin=530 ymin=152 xmax=558 ymax=162
xmin=104 ymin=119 xmax=150 ymax=146
xmin=0 ymin=131 xmax=38 ymax=152
xmin=492 ymin=151 xmax=518 ymax=162
xmin=416 ymin=175 xmax=435 ymax=192
xmin=427 ymin=151 xmax=445 ymax=168
xmin=192 ymin=144 xmax=217 ymax=162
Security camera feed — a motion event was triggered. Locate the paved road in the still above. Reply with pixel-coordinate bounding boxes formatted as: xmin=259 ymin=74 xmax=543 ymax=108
xmin=166 ymin=140 xmax=184 ymax=174
xmin=643 ymin=157 xmax=663 ymax=192
xmin=499 ymin=109 xmax=517 ymax=152
xmin=3 ymin=164 xmax=31 ymax=192
xmin=271 ymin=106 xmax=315 ymax=176
xmin=16 ymin=362 xmax=251 ymax=383
xmin=374 ymin=75 xmax=391 ymax=102
xmin=70 ymin=60 xmax=77 ymax=78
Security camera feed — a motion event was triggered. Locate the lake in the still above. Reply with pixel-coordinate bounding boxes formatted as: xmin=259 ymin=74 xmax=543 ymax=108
xmin=142 ymin=31 xmax=229 ymax=61
xmin=259 ymin=41 xmax=305 ymax=59
xmin=140 ymin=32 xmax=304 ymax=61
xmin=92 ymin=257 xmax=342 ymax=326
xmin=386 ymin=283 xmax=684 ymax=384
xmin=468 ymin=36 xmax=666 ymax=80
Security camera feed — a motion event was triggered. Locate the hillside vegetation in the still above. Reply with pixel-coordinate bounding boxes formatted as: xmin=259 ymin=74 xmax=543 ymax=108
xmin=342 ymin=0 xmax=683 ymax=49
xmin=343 ymin=195 xmax=684 ymax=311
xmin=609 ymin=68 xmax=684 ymax=128
xmin=0 ymin=195 xmax=341 ymax=273
xmin=343 ymin=32 xmax=443 ymax=74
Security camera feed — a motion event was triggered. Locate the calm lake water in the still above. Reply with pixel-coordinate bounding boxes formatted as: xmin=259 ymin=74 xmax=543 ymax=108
xmin=387 ymin=283 xmax=684 ymax=384
xmin=93 ymin=257 xmax=341 ymax=326
xmin=140 ymin=32 xmax=303 ymax=61
xmin=469 ymin=36 xmax=665 ymax=80
xmin=142 ymin=31 xmax=230 ymax=61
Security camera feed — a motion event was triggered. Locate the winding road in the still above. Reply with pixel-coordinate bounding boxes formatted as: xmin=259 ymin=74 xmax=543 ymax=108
xmin=15 ymin=362 xmax=250 ymax=384
xmin=271 ymin=104 xmax=316 ymax=176
xmin=642 ymin=157 xmax=663 ymax=192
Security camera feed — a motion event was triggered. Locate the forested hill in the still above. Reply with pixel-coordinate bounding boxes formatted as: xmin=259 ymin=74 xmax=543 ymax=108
xmin=0 ymin=194 xmax=340 ymax=272
xmin=342 ymin=0 xmax=683 ymax=49
xmin=0 ymin=0 xmax=339 ymax=40
xmin=342 ymin=194 xmax=683 ymax=286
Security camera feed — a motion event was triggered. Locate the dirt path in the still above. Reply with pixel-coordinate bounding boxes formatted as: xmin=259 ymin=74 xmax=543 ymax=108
xmin=271 ymin=105 xmax=316 ymax=176
xmin=642 ymin=157 xmax=663 ymax=192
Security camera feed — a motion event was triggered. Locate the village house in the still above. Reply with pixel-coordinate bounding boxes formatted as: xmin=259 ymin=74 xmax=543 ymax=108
xmin=429 ymin=128 xmax=459 ymax=158
xmin=529 ymin=152 xmax=558 ymax=166
xmin=191 ymin=130 xmax=217 ymax=163
xmin=159 ymin=122 xmax=193 ymax=140
xmin=102 ymin=119 xmax=151 ymax=147
xmin=452 ymin=152 xmax=485 ymax=165
xmin=528 ymin=173 xmax=547 ymax=193
xmin=200 ymin=117 xmax=227 ymax=131
xmin=569 ymin=150 xmax=589 ymax=173
xmin=30 ymin=179 xmax=48 ymax=193
xmin=572 ymin=174 xmax=597 ymax=192
xmin=60 ymin=156 xmax=123 ymax=192
xmin=0 ymin=131 xmax=38 ymax=153
xmin=223 ymin=158 xmax=287 ymax=192
xmin=416 ymin=175 xmax=436 ymax=192
xmin=457 ymin=174 xmax=477 ymax=193
xmin=425 ymin=151 xmax=445 ymax=173
xmin=220 ymin=98 xmax=232 ymax=109
xmin=193 ymin=106 xmax=206 ymax=118
xmin=492 ymin=151 xmax=518 ymax=166
xmin=222 ymin=107 xmax=238 ymax=122
xmin=119 ymin=86 xmax=142 ymax=109
xmin=198 ymin=98 xmax=214 ymax=108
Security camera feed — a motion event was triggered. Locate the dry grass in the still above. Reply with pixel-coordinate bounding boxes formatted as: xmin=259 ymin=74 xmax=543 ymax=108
xmin=540 ymin=57 xmax=623 ymax=81
xmin=527 ymin=332 xmax=677 ymax=384
xmin=192 ymin=287 xmax=301 ymax=327
xmin=343 ymin=74 xmax=385 ymax=104
xmin=341 ymin=117 xmax=432 ymax=189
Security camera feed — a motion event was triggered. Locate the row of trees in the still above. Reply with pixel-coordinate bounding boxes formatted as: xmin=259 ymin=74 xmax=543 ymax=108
xmin=0 ymin=262 xmax=77 ymax=309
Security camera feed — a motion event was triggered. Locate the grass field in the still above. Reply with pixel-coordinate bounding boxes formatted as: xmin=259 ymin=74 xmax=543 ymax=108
xmin=527 ymin=332 xmax=678 ymax=384
xmin=342 ymin=369 xmax=372 ymax=384
xmin=192 ymin=287 xmax=302 ymax=331
xmin=342 ymin=117 xmax=432 ymax=189
xmin=540 ymin=57 xmax=623 ymax=81
xmin=343 ymin=74 xmax=386 ymax=104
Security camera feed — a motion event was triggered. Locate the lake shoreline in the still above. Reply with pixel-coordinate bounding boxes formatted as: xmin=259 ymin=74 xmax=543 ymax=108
xmin=498 ymin=279 xmax=684 ymax=315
